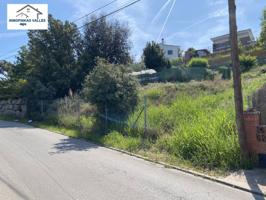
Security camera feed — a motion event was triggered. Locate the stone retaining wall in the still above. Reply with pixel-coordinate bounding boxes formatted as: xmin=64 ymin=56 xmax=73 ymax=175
xmin=0 ymin=99 xmax=27 ymax=117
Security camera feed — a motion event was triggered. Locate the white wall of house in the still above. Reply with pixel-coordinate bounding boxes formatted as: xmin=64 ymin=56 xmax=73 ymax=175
xmin=159 ymin=43 xmax=181 ymax=60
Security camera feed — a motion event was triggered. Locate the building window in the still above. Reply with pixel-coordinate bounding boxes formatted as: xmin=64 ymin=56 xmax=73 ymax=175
xmin=168 ymin=50 xmax=173 ymax=55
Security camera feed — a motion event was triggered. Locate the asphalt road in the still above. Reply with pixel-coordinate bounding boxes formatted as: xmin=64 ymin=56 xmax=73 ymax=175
xmin=0 ymin=120 xmax=264 ymax=200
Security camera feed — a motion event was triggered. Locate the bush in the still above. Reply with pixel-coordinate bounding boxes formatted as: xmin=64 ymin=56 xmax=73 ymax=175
xmin=240 ymin=55 xmax=257 ymax=72
xmin=170 ymin=58 xmax=184 ymax=67
xmin=218 ymin=66 xmax=232 ymax=80
xmin=82 ymin=59 xmax=139 ymax=118
xmin=187 ymin=58 xmax=209 ymax=68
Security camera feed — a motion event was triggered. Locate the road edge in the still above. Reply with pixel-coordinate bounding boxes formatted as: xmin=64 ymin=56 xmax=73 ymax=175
xmin=105 ymin=146 xmax=266 ymax=198
xmin=2 ymin=120 xmax=265 ymax=198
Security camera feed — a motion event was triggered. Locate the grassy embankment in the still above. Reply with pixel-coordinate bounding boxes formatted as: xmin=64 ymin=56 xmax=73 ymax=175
xmin=2 ymin=66 xmax=266 ymax=174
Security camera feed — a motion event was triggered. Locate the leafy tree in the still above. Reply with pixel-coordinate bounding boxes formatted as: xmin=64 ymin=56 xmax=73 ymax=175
xmin=80 ymin=16 xmax=132 ymax=82
xmin=260 ymin=7 xmax=266 ymax=49
xmin=16 ymin=15 xmax=82 ymax=99
xmin=0 ymin=60 xmax=13 ymax=79
xmin=0 ymin=60 xmax=26 ymax=100
xmin=143 ymin=41 xmax=170 ymax=71
xmin=187 ymin=58 xmax=209 ymax=68
xmin=12 ymin=46 xmax=32 ymax=80
xmin=82 ymin=59 xmax=138 ymax=117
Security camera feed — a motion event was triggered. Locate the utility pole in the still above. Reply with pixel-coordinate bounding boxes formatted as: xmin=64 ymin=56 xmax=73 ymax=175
xmin=228 ymin=0 xmax=249 ymax=157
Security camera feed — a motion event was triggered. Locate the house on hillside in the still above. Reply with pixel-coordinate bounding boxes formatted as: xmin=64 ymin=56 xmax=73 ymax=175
xmin=196 ymin=49 xmax=211 ymax=57
xmin=16 ymin=4 xmax=43 ymax=19
xmin=159 ymin=39 xmax=181 ymax=60
xmin=184 ymin=49 xmax=210 ymax=62
xmin=211 ymin=29 xmax=256 ymax=54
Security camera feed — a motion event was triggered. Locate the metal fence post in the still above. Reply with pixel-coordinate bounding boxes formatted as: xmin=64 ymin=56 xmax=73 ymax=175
xmin=144 ymin=96 xmax=147 ymax=138
xmin=105 ymin=103 xmax=108 ymax=133
xmin=40 ymin=100 xmax=44 ymax=116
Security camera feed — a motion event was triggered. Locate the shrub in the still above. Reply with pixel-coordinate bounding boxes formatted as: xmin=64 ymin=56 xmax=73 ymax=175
xmin=171 ymin=58 xmax=184 ymax=67
xmin=187 ymin=58 xmax=209 ymax=68
xmin=218 ymin=66 xmax=231 ymax=80
xmin=82 ymin=59 xmax=139 ymax=118
xmin=54 ymin=95 xmax=83 ymax=128
xmin=240 ymin=55 xmax=257 ymax=72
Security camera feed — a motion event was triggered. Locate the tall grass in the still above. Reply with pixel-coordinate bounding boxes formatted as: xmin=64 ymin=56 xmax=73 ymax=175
xmin=39 ymin=66 xmax=266 ymax=171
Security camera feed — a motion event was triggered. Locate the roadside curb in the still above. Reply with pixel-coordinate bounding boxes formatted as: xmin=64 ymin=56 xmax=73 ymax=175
xmin=103 ymin=146 xmax=266 ymax=198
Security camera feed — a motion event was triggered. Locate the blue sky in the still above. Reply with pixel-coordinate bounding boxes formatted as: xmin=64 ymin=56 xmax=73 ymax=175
xmin=0 ymin=0 xmax=265 ymax=62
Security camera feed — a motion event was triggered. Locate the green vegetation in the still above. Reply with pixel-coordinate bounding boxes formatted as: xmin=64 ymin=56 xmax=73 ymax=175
xmin=187 ymin=58 xmax=209 ymax=68
xmin=11 ymin=66 xmax=264 ymax=173
xmin=240 ymin=55 xmax=257 ymax=73
xmin=143 ymin=41 xmax=170 ymax=72
xmin=158 ymin=67 xmax=188 ymax=82
xmin=170 ymin=58 xmax=184 ymax=67
xmin=260 ymin=7 xmax=266 ymax=49
xmin=82 ymin=59 xmax=139 ymax=116
xmin=2 ymin=7 xmax=266 ymax=175
xmin=0 ymin=14 xmax=132 ymax=101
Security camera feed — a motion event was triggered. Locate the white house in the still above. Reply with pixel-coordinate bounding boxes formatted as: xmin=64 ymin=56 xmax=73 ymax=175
xmin=211 ymin=29 xmax=256 ymax=53
xmin=159 ymin=39 xmax=181 ymax=60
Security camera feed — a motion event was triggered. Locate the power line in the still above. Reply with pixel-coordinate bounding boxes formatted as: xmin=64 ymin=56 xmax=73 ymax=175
xmin=156 ymin=0 xmax=176 ymax=42
xmin=1 ymin=1 xmax=118 ymax=60
xmin=1 ymin=54 xmax=17 ymax=61
xmin=1 ymin=0 xmax=141 ymax=61
xmin=73 ymin=0 xmax=118 ymax=23
xmin=78 ymin=0 xmax=141 ymax=30
xmin=0 ymin=47 xmax=21 ymax=60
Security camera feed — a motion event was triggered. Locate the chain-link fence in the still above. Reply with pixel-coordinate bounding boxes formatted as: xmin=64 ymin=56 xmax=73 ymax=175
xmin=27 ymin=95 xmax=150 ymax=137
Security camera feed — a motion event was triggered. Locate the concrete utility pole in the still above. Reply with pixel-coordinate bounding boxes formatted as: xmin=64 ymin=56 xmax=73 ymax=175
xmin=228 ymin=0 xmax=249 ymax=157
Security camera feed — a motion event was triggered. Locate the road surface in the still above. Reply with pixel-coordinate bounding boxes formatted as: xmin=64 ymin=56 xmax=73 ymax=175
xmin=0 ymin=120 xmax=264 ymax=200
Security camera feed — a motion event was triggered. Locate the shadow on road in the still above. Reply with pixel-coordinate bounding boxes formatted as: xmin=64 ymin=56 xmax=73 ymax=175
xmin=50 ymin=137 xmax=99 ymax=154
xmin=244 ymin=170 xmax=266 ymax=200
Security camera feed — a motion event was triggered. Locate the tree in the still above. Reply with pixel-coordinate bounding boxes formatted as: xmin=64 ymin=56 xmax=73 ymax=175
xmin=12 ymin=46 xmax=32 ymax=80
xmin=0 ymin=60 xmax=13 ymax=79
xmin=80 ymin=16 xmax=132 ymax=82
xmin=260 ymin=7 xmax=266 ymax=49
xmin=82 ymin=59 xmax=138 ymax=118
xmin=143 ymin=41 xmax=170 ymax=71
xmin=185 ymin=48 xmax=198 ymax=62
xmin=16 ymin=15 xmax=82 ymax=99
xmin=228 ymin=0 xmax=249 ymax=157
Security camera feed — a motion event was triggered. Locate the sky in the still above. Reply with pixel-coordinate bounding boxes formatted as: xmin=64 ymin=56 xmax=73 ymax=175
xmin=0 ymin=0 xmax=265 ymax=62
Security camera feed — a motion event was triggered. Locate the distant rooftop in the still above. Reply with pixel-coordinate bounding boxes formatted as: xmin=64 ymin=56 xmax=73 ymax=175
xmin=211 ymin=29 xmax=255 ymax=42
xmin=159 ymin=38 xmax=180 ymax=48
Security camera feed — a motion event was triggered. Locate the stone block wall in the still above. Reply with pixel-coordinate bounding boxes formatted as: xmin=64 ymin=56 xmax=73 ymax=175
xmin=0 ymin=99 xmax=27 ymax=118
